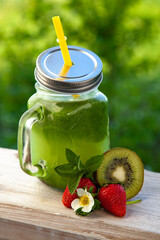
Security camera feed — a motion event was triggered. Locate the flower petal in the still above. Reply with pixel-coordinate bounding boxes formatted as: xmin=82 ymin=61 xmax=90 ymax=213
xmin=85 ymin=191 xmax=92 ymax=197
xmin=88 ymin=196 xmax=94 ymax=206
xmin=71 ymin=199 xmax=80 ymax=211
xmin=77 ymin=188 xmax=85 ymax=197
xmin=82 ymin=204 xmax=93 ymax=213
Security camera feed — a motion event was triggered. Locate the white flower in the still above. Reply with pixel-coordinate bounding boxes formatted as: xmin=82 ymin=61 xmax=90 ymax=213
xmin=71 ymin=188 xmax=94 ymax=213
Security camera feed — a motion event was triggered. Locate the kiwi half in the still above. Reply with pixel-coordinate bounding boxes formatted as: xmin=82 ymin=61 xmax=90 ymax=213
xmin=96 ymin=148 xmax=144 ymax=199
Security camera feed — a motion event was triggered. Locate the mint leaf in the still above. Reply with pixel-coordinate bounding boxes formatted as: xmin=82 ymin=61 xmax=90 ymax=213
xmin=78 ymin=158 xmax=84 ymax=170
xmin=66 ymin=148 xmax=79 ymax=167
xmin=68 ymin=171 xmax=84 ymax=194
xmin=55 ymin=150 xmax=103 ymax=188
xmin=55 ymin=164 xmax=77 ymax=177
xmin=85 ymin=155 xmax=104 ymax=173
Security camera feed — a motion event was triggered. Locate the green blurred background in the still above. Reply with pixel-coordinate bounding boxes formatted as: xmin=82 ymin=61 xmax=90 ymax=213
xmin=0 ymin=0 xmax=160 ymax=172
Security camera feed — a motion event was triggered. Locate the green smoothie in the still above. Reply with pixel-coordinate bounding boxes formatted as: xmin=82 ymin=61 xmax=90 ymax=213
xmin=18 ymin=46 xmax=110 ymax=190
xmin=28 ymin=88 xmax=110 ymax=189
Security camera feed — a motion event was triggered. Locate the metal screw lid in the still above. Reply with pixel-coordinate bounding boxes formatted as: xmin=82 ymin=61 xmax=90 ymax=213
xmin=35 ymin=46 xmax=103 ymax=93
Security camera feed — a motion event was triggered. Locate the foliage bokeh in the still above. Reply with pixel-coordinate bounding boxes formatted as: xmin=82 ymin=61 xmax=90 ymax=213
xmin=0 ymin=0 xmax=160 ymax=171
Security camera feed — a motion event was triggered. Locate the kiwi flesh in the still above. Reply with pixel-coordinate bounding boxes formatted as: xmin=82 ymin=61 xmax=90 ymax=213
xmin=96 ymin=148 xmax=144 ymax=199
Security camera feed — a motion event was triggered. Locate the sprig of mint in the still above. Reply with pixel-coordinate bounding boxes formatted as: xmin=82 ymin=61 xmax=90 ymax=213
xmin=54 ymin=148 xmax=104 ymax=194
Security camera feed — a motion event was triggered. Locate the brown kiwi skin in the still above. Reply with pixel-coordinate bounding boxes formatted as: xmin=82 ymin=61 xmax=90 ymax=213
xmin=95 ymin=147 xmax=144 ymax=199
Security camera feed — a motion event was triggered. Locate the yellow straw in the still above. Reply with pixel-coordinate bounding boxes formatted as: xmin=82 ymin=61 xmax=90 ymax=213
xmin=52 ymin=16 xmax=72 ymax=67
xmin=59 ymin=64 xmax=70 ymax=78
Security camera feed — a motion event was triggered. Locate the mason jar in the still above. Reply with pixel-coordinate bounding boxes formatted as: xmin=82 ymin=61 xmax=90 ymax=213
xmin=18 ymin=46 xmax=110 ymax=190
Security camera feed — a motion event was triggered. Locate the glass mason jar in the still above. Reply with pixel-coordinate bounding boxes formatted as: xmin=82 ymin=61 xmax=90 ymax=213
xmin=18 ymin=46 xmax=110 ymax=190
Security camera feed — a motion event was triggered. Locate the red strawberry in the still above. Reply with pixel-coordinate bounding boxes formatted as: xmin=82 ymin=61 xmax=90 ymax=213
xmin=62 ymin=186 xmax=78 ymax=208
xmin=62 ymin=177 xmax=97 ymax=208
xmin=78 ymin=178 xmax=97 ymax=193
xmin=98 ymin=184 xmax=126 ymax=217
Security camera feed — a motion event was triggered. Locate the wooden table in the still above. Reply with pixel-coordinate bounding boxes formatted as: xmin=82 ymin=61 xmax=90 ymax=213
xmin=0 ymin=148 xmax=160 ymax=240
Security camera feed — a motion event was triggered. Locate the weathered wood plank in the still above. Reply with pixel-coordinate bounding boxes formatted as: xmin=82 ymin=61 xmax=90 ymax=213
xmin=0 ymin=148 xmax=160 ymax=240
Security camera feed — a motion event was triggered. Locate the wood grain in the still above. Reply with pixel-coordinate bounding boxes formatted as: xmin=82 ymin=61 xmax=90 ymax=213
xmin=0 ymin=148 xmax=160 ymax=240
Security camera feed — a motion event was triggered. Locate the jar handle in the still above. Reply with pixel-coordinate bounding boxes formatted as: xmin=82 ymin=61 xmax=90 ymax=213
xmin=18 ymin=104 xmax=47 ymax=177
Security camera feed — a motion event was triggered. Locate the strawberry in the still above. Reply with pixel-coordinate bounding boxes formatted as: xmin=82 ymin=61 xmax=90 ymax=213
xmin=98 ymin=184 xmax=126 ymax=217
xmin=62 ymin=186 xmax=78 ymax=208
xmin=78 ymin=178 xmax=97 ymax=193
xmin=62 ymin=177 xmax=97 ymax=208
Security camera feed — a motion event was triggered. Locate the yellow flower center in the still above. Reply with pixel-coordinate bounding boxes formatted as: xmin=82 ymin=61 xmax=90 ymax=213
xmin=79 ymin=195 xmax=90 ymax=206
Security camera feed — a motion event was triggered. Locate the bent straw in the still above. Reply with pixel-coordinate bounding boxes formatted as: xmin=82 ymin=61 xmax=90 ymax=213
xmin=52 ymin=16 xmax=79 ymax=98
xmin=52 ymin=16 xmax=72 ymax=67
xmin=58 ymin=64 xmax=79 ymax=98
xmin=59 ymin=64 xmax=70 ymax=79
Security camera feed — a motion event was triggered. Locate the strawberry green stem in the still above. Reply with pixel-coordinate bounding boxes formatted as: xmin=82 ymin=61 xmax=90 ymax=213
xmin=126 ymin=199 xmax=142 ymax=205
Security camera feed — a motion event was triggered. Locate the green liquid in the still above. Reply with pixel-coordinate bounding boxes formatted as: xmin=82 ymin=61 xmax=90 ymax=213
xmin=28 ymin=91 xmax=110 ymax=190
